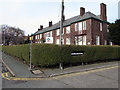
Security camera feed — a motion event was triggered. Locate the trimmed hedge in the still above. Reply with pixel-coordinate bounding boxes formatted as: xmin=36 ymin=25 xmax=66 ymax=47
xmin=2 ymin=44 xmax=120 ymax=67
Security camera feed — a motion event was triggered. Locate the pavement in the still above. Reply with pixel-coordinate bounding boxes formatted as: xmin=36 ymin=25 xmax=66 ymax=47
xmin=0 ymin=51 xmax=119 ymax=79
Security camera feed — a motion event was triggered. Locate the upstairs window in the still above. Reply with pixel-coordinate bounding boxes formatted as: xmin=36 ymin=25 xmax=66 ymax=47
xmin=50 ymin=31 xmax=52 ymax=37
xmin=100 ymin=23 xmax=102 ymax=31
xmin=40 ymin=34 xmax=42 ymax=39
xmin=78 ymin=22 xmax=82 ymax=31
xmin=35 ymin=35 xmax=37 ymax=39
xmin=75 ymin=23 xmax=78 ymax=31
xmin=66 ymin=26 xmax=70 ymax=34
xmin=56 ymin=29 xmax=60 ymax=36
xmin=83 ymin=21 xmax=86 ymax=30
xmin=62 ymin=28 xmax=64 ymax=35
xmin=38 ymin=35 xmax=39 ymax=39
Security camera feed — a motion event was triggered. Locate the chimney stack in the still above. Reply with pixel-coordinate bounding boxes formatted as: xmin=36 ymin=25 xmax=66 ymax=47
xmin=40 ymin=25 xmax=43 ymax=30
xmin=49 ymin=21 xmax=52 ymax=27
xmin=80 ymin=7 xmax=85 ymax=16
xmin=38 ymin=25 xmax=43 ymax=31
xmin=100 ymin=3 xmax=107 ymax=21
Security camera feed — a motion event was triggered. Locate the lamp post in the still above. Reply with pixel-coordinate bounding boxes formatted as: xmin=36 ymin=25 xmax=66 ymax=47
xmin=29 ymin=36 xmax=32 ymax=71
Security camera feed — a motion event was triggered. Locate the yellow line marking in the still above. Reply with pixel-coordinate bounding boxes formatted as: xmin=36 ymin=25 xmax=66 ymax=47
xmin=51 ymin=65 xmax=119 ymax=79
xmin=1 ymin=65 xmax=119 ymax=81
xmin=5 ymin=73 xmax=8 ymax=77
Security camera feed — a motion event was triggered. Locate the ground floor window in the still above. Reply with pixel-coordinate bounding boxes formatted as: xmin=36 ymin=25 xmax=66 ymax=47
xmin=75 ymin=35 xmax=86 ymax=45
xmin=104 ymin=40 xmax=107 ymax=45
xmin=96 ymin=35 xmax=100 ymax=45
xmin=56 ymin=39 xmax=60 ymax=45
xmin=66 ymin=38 xmax=70 ymax=45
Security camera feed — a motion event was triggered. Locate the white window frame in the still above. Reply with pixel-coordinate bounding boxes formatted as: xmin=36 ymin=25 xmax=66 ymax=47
xmin=75 ymin=37 xmax=78 ymax=45
xmin=100 ymin=23 xmax=102 ymax=31
xmin=35 ymin=35 xmax=37 ymax=39
xmin=96 ymin=35 xmax=100 ymax=45
xmin=40 ymin=34 xmax=42 ymax=39
xmin=50 ymin=31 xmax=52 ymax=37
xmin=62 ymin=38 xmax=64 ymax=45
xmin=78 ymin=22 xmax=82 ymax=31
xmin=62 ymin=28 xmax=64 ymax=35
xmin=66 ymin=26 xmax=70 ymax=34
xmin=56 ymin=39 xmax=60 ymax=45
xmin=83 ymin=36 xmax=86 ymax=45
xmin=38 ymin=35 xmax=39 ymax=39
xmin=83 ymin=21 xmax=86 ymax=30
xmin=78 ymin=36 xmax=82 ymax=45
xmin=66 ymin=38 xmax=70 ymax=45
xmin=104 ymin=40 xmax=107 ymax=45
xmin=44 ymin=33 xmax=46 ymax=38
xmin=75 ymin=23 xmax=78 ymax=31
xmin=56 ymin=29 xmax=60 ymax=36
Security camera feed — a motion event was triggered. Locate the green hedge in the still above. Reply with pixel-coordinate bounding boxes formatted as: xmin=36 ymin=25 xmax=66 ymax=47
xmin=2 ymin=44 xmax=120 ymax=67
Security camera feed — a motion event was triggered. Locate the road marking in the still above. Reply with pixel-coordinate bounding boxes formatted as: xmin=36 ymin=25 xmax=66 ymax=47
xmin=52 ymin=65 xmax=119 ymax=79
xmin=1 ymin=65 xmax=119 ymax=81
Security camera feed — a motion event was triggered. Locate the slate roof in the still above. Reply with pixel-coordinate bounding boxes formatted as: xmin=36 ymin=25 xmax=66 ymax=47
xmin=34 ymin=12 xmax=108 ymax=35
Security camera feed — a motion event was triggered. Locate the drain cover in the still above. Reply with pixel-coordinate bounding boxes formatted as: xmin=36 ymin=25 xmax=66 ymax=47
xmin=32 ymin=70 xmax=43 ymax=75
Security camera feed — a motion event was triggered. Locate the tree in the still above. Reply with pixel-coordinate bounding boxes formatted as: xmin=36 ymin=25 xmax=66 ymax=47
xmin=108 ymin=19 xmax=120 ymax=45
xmin=0 ymin=24 xmax=25 ymax=45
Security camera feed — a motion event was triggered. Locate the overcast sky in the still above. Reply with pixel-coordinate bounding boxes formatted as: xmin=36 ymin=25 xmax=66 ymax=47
xmin=0 ymin=0 xmax=119 ymax=35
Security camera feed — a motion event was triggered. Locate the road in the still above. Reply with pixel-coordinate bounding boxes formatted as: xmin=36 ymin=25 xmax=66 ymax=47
xmin=2 ymin=63 xmax=119 ymax=88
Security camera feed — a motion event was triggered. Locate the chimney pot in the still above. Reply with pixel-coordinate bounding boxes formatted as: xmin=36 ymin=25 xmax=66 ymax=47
xmin=38 ymin=25 xmax=43 ymax=31
xmin=80 ymin=7 xmax=85 ymax=16
xmin=49 ymin=21 xmax=52 ymax=27
xmin=40 ymin=25 xmax=43 ymax=30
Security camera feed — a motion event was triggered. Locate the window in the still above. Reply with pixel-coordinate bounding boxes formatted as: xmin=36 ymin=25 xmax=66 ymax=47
xmin=50 ymin=31 xmax=52 ymax=37
xmin=83 ymin=21 xmax=86 ymax=30
xmin=100 ymin=23 xmax=102 ymax=31
xmin=96 ymin=35 xmax=100 ymax=45
xmin=104 ymin=40 xmax=107 ymax=45
xmin=40 ymin=34 xmax=42 ymax=39
xmin=75 ymin=23 xmax=78 ymax=31
xmin=39 ymin=41 xmax=41 ymax=43
xmin=75 ymin=36 xmax=86 ymax=45
xmin=56 ymin=39 xmax=60 ymax=45
xmin=47 ymin=32 xmax=50 ymax=37
xmin=110 ymin=42 xmax=113 ymax=45
xmin=56 ymin=29 xmax=60 ymax=36
xmin=83 ymin=36 xmax=86 ymax=45
xmin=38 ymin=35 xmax=39 ymax=39
xmin=66 ymin=26 xmax=70 ymax=34
xmin=62 ymin=28 xmax=64 ymax=35
xmin=78 ymin=36 xmax=82 ymax=45
xmin=44 ymin=33 xmax=46 ymax=38
xmin=35 ymin=35 xmax=37 ymax=39
xmin=75 ymin=37 xmax=78 ymax=45
xmin=107 ymin=25 xmax=109 ymax=32
xmin=66 ymin=38 xmax=70 ymax=45
xmin=62 ymin=38 xmax=64 ymax=44
xmin=78 ymin=22 xmax=82 ymax=31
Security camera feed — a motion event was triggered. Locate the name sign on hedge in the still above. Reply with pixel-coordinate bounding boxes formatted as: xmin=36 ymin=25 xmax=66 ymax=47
xmin=45 ymin=37 xmax=53 ymax=44
xmin=71 ymin=51 xmax=84 ymax=56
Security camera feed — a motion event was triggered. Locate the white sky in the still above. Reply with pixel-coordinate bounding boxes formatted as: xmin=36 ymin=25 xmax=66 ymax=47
xmin=0 ymin=0 xmax=119 ymax=35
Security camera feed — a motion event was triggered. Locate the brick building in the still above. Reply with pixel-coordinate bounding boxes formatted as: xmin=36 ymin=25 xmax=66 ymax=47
xmin=32 ymin=3 xmax=109 ymax=45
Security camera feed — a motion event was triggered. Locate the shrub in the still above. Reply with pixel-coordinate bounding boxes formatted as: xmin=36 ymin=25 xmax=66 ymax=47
xmin=2 ymin=44 xmax=120 ymax=67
